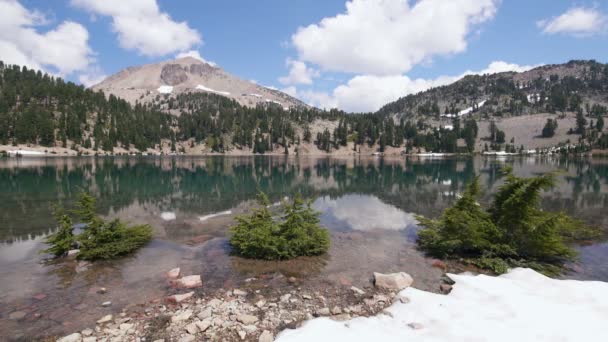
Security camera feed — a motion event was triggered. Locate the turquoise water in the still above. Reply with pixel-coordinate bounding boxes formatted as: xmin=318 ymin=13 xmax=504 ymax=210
xmin=0 ymin=156 xmax=607 ymax=339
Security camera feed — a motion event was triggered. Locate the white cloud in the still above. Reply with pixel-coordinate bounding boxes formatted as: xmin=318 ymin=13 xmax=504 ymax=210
xmin=78 ymin=67 xmax=107 ymax=87
xmin=296 ymin=61 xmax=539 ymax=113
xmin=314 ymin=195 xmax=417 ymax=231
xmin=0 ymin=0 xmax=94 ymax=75
xmin=538 ymin=7 xmax=606 ymax=36
xmin=291 ymin=0 xmax=499 ymax=75
xmin=71 ymin=0 xmax=201 ymax=57
xmin=279 ymin=59 xmax=319 ymax=85
xmin=175 ymin=50 xmax=217 ymax=67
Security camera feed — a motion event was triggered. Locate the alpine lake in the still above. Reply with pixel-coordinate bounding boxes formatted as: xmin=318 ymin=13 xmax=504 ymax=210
xmin=1 ymin=155 xmax=607 ymax=340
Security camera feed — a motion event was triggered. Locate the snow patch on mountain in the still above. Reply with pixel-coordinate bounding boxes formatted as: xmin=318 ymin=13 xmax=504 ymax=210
xmin=195 ymin=84 xmax=231 ymax=96
xmin=157 ymin=85 xmax=174 ymax=94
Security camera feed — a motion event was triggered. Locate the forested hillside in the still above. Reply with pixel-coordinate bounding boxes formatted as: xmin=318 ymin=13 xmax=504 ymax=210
xmin=0 ymin=61 xmax=477 ymax=155
xmin=2 ymin=60 xmax=608 ymax=155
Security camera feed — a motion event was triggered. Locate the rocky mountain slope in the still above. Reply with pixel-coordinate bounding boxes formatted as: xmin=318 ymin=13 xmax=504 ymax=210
xmin=378 ymin=60 xmax=608 ymax=119
xmin=92 ymin=57 xmax=307 ymax=110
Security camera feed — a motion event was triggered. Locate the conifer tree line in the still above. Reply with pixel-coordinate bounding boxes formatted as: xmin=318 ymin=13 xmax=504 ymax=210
xmin=0 ymin=61 xmax=481 ymax=154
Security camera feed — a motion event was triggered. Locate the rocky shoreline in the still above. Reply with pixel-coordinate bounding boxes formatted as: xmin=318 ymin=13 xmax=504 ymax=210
xmin=55 ymin=268 xmax=450 ymax=342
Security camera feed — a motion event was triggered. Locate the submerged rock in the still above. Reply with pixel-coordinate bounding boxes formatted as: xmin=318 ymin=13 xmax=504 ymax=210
xmin=175 ymin=275 xmax=202 ymax=289
xmin=96 ymin=314 xmax=113 ymax=324
xmin=373 ymin=272 xmax=413 ymax=291
xmin=166 ymin=292 xmax=194 ymax=304
xmin=166 ymin=267 xmax=181 ymax=279
xmin=9 ymin=311 xmax=26 ymax=320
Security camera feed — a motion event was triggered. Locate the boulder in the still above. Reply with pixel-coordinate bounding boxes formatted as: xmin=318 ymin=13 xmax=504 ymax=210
xmin=57 ymin=333 xmax=82 ymax=342
xmin=175 ymin=275 xmax=202 ymax=289
xmin=373 ymin=272 xmax=413 ymax=291
xmin=178 ymin=334 xmax=195 ymax=342
xmin=166 ymin=292 xmax=194 ymax=304
xmin=259 ymin=330 xmax=274 ymax=342
xmin=166 ymin=267 xmax=181 ymax=279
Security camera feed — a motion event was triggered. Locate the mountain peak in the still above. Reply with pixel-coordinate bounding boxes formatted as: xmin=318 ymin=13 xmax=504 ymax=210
xmin=92 ymin=58 xmax=307 ymax=110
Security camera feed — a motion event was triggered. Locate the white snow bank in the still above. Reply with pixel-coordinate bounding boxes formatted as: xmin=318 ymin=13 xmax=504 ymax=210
xmin=7 ymin=150 xmax=46 ymax=155
xmin=160 ymin=212 xmax=176 ymax=221
xmin=196 ymin=84 xmax=231 ymax=96
xmin=278 ymin=268 xmax=608 ymax=342
xmin=198 ymin=210 xmax=232 ymax=222
xmin=157 ymin=85 xmax=173 ymax=94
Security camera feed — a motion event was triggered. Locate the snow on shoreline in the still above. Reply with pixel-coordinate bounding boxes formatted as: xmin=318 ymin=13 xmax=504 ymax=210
xmin=278 ymin=268 xmax=608 ymax=342
xmin=198 ymin=210 xmax=232 ymax=222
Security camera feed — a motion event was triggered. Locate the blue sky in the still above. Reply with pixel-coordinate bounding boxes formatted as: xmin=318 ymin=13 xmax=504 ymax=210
xmin=2 ymin=0 xmax=608 ymax=112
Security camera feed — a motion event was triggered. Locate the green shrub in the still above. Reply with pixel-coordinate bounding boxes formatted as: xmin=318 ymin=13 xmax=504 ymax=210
xmin=416 ymin=168 xmax=599 ymax=274
xmin=229 ymin=192 xmax=330 ymax=260
xmin=42 ymin=207 xmax=76 ymax=257
xmin=42 ymin=193 xmax=153 ymax=260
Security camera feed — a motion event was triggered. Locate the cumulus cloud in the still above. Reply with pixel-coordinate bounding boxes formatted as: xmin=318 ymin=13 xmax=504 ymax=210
xmin=538 ymin=7 xmax=606 ymax=36
xmin=71 ymin=0 xmax=201 ymax=57
xmin=78 ymin=66 xmax=107 ymax=87
xmin=175 ymin=50 xmax=217 ymax=66
xmin=279 ymin=59 xmax=319 ymax=85
xmin=291 ymin=0 xmax=499 ymax=75
xmin=296 ymin=61 xmax=539 ymax=113
xmin=0 ymin=0 xmax=94 ymax=75
xmin=314 ymin=195 xmax=417 ymax=231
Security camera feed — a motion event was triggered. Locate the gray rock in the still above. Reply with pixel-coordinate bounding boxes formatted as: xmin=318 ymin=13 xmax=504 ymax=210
xmin=238 ymin=330 xmax=247 ymax=340
xmin=233 ymin=289 xmax=247 ymax=296
xmin=67 ymin=249 xmax=80 ymax=257
xmin=237 ymin=314 xmax=258 ymax=325
xmin=184 ymin=322 xmax=199 ymax=334
xmin=177 ymin=334 xmax=196 ymax=342
xmin=175 ymin=275 xmax=202 ymax=289
xmin=57 ymin=333 xmax=82 ymax=342
xmin=119 ymin=323 xmax=133 ymax=331
xmin=330 ymin=306 xmax=342 ymax=315
xmin=408 ymin=322 xmax=424 ymax=330
xmin=166 ymin=267 xmax=181 ymax=279
xmin=373 ymin=272 xmax=413 ymax=291
xmin=82 ymin=337 xmax=97 ymax=342
xmin=259 ymin=330 xmax=274 ymax=342
xmin=197 ymin=307 xmax=212 ymax=320
xmin=350 ymin=286 xmax=365 ymax=295
xmin=195 ymin=319 xmax=212 ymax=332
xmin=97 ymin=314 xmax=113 ymax=324
xmin=81 ymin=329 xmax=93 ymax=336
xmin=316 ymin=308 xmax=330 ymax=316
xmin=101 ymin=301 xmax=112 ymax=307
xmin=166 ymin=292 xmax=194 ymax=304
xmin=171 ymin=309 xmax=193 ymax=322
xmin=8 ymin=311 xmax=26 ymax=320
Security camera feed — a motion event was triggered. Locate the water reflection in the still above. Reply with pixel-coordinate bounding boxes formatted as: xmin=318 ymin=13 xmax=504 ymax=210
xmin=315 ymin=194 xmax=418 ymax=232
xmin=1 ymin=156 xmax=608 ymax=340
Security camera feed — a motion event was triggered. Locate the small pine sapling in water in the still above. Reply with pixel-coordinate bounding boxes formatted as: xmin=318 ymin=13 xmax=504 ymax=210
xmin=42 ymin=206 xmax=76 ymax=257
